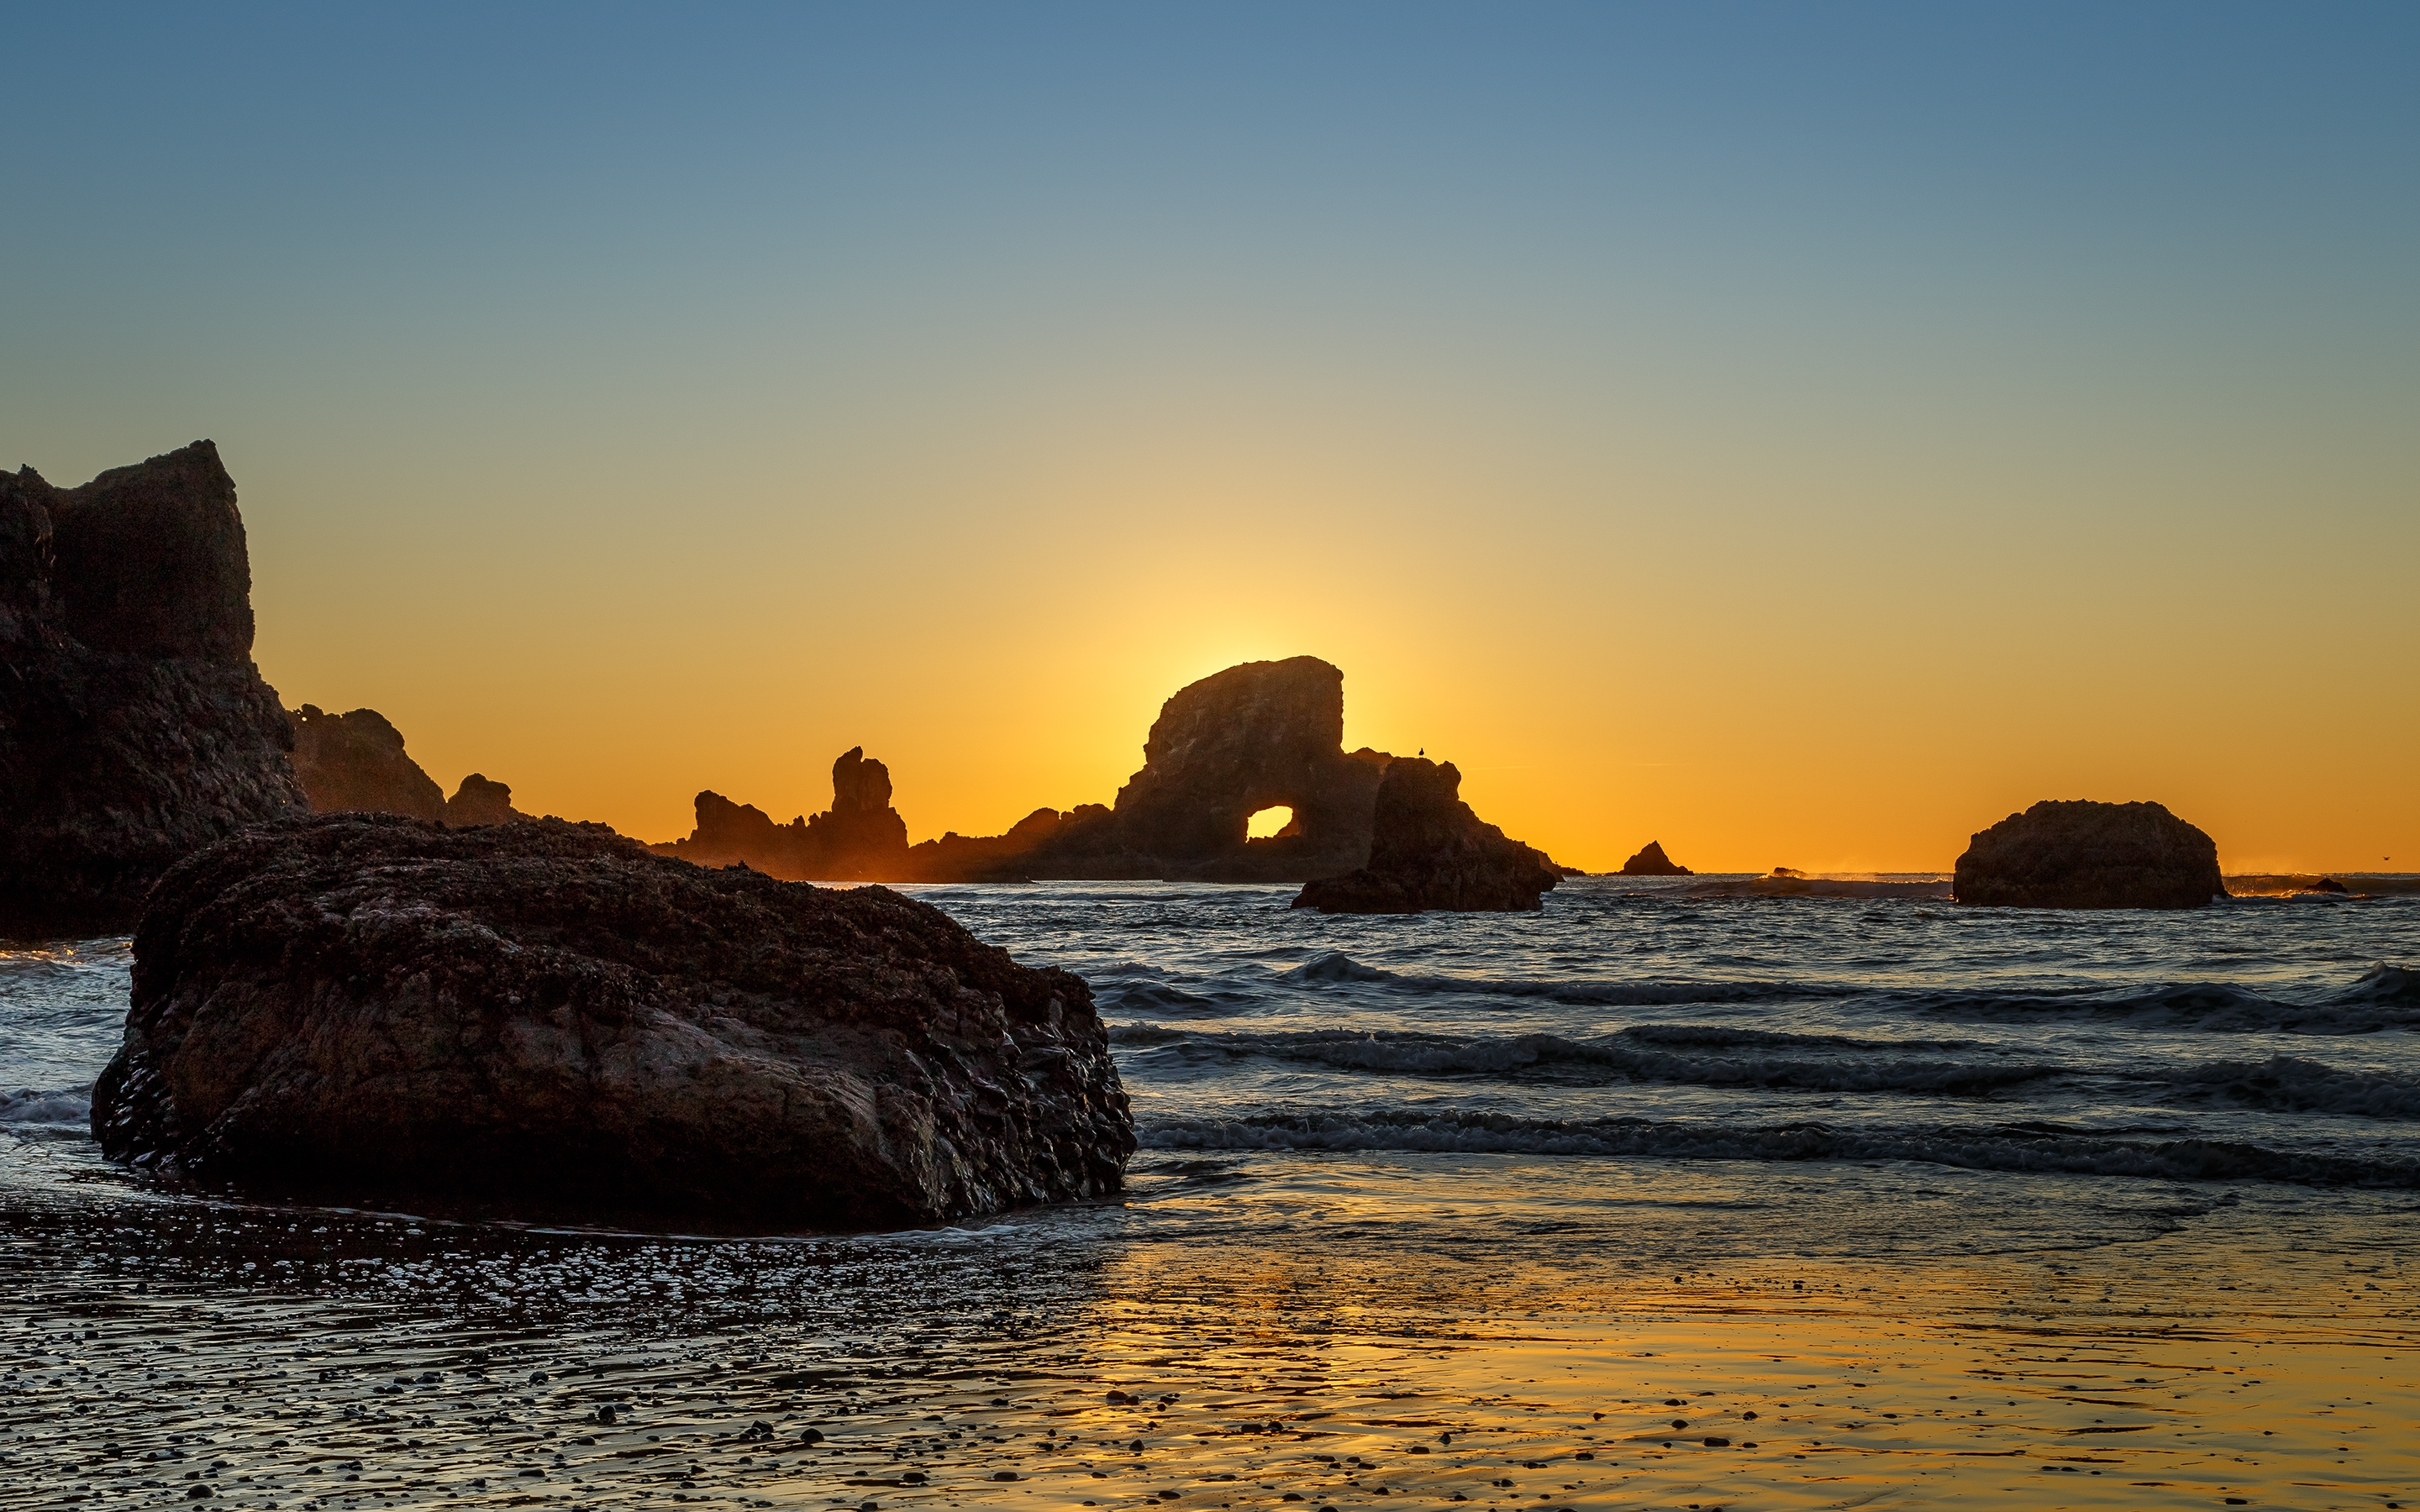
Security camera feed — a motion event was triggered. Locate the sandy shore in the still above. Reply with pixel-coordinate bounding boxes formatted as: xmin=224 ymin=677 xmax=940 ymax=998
xmin=3 ymin=1164 xmax=2415 ymax=1512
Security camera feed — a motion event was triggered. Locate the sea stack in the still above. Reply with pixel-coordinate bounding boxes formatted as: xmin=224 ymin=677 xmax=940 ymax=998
xmin=1616 ymin=841 xmax=1691 ymax=876
xmin=0 ymin=443 xmax=306 ymax=933
xmin=92 ymin=814 xmax=1134 ymax=1227
xmin=1290 ymin=757 xmax=1560 ymax=914
xmin=1952 ymin=799 xmax=2224 ymax=910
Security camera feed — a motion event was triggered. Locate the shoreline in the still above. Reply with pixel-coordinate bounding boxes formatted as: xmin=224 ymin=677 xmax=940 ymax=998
xmin=4 ymin=1160 xmax=2415 ymax=1511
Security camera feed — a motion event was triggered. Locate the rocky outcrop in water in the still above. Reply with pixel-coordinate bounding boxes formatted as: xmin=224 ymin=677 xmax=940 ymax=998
xmin=288 ymin=705 xmax=447 ymax=822
xmin=1616 ymin=841 xmax=1691 ymax=876
xmin=1953 ymin=800 xmax=2224 ymax=910
xmin=445 ymin=773 xmax=523 ymax=827
xmin=1022 ymin=657 xmax=1396 ymax=882
xmin=0 ymin=442 xmax=306 ymax=934
xmin=649 ymin=658 xmax=1568 ymax=885
xmin=91 ymin=814 xmax=1133 ymax=1227
xmin=1290 ymin=758 xmax=1560 ymax=914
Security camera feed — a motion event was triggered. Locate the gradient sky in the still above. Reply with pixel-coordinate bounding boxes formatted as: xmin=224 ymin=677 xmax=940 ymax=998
xmin=6 ymin=3 xmax=2414 ymax=872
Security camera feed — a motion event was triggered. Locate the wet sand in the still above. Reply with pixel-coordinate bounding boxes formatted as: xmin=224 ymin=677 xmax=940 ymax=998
xmin=3 ymin=1170 xmax=2415 ymax=1512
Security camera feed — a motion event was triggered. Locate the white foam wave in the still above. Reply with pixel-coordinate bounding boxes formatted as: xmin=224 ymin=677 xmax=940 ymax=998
xmin=0 ymin=1087 xmax=92 ymax=1126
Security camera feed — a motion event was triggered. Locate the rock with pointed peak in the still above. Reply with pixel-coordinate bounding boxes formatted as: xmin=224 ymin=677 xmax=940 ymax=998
xmin=1616 ymin=841 xmax=1691 ymax=876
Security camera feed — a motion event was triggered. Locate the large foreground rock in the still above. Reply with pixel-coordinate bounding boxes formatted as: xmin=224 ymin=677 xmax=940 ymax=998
xmin=1 ymin=443 xmax=305 ymax=934
xmin=91 ymin=815 xmax=1133 ymax=1227
xmin=1291 ymin=758 xmax=1560 ymax=914
xmin=1953 ymin=800 xmax=2224 ymax=910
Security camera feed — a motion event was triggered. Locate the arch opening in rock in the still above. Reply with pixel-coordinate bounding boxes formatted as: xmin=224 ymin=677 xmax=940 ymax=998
xmin=1244 ymin=805 xmax=1298 ymax=841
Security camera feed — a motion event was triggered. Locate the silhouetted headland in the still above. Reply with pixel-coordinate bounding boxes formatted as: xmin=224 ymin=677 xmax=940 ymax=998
xmin=91 ymin=812 xmax=1133 ymax=1228
xmin=1953 ymin=799 xmax=2224 ymax=909
xmin=1291 ymin=757 xmax=1561 ymax=913
xmin=0 ymin=442 xmax=305 ymax=934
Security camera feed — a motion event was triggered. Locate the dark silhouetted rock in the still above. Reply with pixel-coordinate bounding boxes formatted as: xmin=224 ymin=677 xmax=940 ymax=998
xmin=654 ymin=748 xmax=915 ymax=879
xmin=1 ymin=443 xmax=305 ymax=934
xmin=2305 ymin=876 xmax=2350 ymax=895
xmin=287 ymin=705 xmax=447 ymax=822
xmin=1617 ymin=841 xmax=1691 ymax=876
xmin=646 ymin=658 xmax=1569 ymax=885
xmin=445 ymin=773 xmax=523 ymax=827
xmin=1022 ymin=657 xmax=1398 ymax=882
xmin=1290 ymin=758 xmax=1560 ymax=914
xmin=1952 ymin=800 xmax=2224 ymax=910
xmin=800 ymin=747 xmax=912 ymax=879
xmin=91 ymin=814 xmax=1133 ymax=1228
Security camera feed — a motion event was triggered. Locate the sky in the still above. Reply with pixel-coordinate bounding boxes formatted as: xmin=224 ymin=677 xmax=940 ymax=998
xmin=4 ymin=3 xmax=2414 ymax=873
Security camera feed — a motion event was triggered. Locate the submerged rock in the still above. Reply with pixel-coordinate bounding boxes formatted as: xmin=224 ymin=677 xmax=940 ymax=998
xmin=1952 ymin=799 xmax=2224 ymax=910
xmin=1290 ymin=758 xmax=1560 ymax=914
xmin=1616 ymin=841 xmax=1691 ymax=876
xmin=288 ymin=705 xmax=448 ymax=822
xmin=0 ymin=442 xmax=305 ymax=934
xmin=91 ymin=814 xmax=1132 ymax=1227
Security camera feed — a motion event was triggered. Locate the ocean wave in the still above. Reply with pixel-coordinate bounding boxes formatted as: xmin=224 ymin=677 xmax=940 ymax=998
xmin=0 ymin=1087 xmax=91 ymax=1126
xmin=1093 ymin=979 xmax=1246 ymax=1016
xmin=1888 ymin=963 xmax=2420 ymax=1035
xmin=2154 ymin=1055 xmax=2420 ymax=1121
xmin=1280 ymin=951 xmax=1851 ymax=1006
xmin=1138 ymin=1108 xmax=2420 ymax=1187
xmin=1109 ymin=1025 xmax=2059 ymax=1094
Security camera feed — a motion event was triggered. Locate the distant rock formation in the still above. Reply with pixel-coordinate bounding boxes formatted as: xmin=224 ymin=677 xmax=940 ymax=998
xmin=1953 ymin=800 xmax=2223 ymax=910
xmin=650 ymin=657 xmax=1569 ymax=885
xmin=288 ymin=706 xmax=447 ymax=822
xmin=1290 ymin=758 xmax=1560 ymax=914
xmin=0 ymin=442 xmax=306 ymax=934
xmin=1020 ymin=656 xmax=1397 ymax=882
xmin=2304 ymin=876 xmax=2350 ymax=895
xmin=445 ymin=773 xmax=523 ymax=827
xmin=655 ymin=747 xmax=916 ymax=879
xmin=91 ymin=814 xmax=1133 ymax=1228
xmin=1617 ymin=841 xmax=1691 ymax=876
xmin=802 ymin=747 xmax=913 ymax=879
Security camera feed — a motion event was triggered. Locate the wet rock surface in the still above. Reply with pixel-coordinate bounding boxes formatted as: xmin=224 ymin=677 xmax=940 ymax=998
xmin=90 ymin=814 xmax=1132 ymax=1226
xmin=1615 ymin=842 xmax=1691 ymax=876
xmin=287 ymin=706 xmax=447 ymax=822
xmin=0 ymin=442 xmax=305 ymax=935
xmin=1290 ymin=759 xmax=1560 ymax=914
xmin=1953 ymin=800 xmax=2224 ymax=911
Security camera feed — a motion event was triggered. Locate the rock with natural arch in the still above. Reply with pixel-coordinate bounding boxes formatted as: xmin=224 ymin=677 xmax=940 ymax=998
xmin=1024 ymin=656 xmax=1395 ymax=881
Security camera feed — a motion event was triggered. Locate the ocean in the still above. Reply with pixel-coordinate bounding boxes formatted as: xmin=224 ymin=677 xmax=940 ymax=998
xmin=3 ymin=877 xmax=2416 ymax=1510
